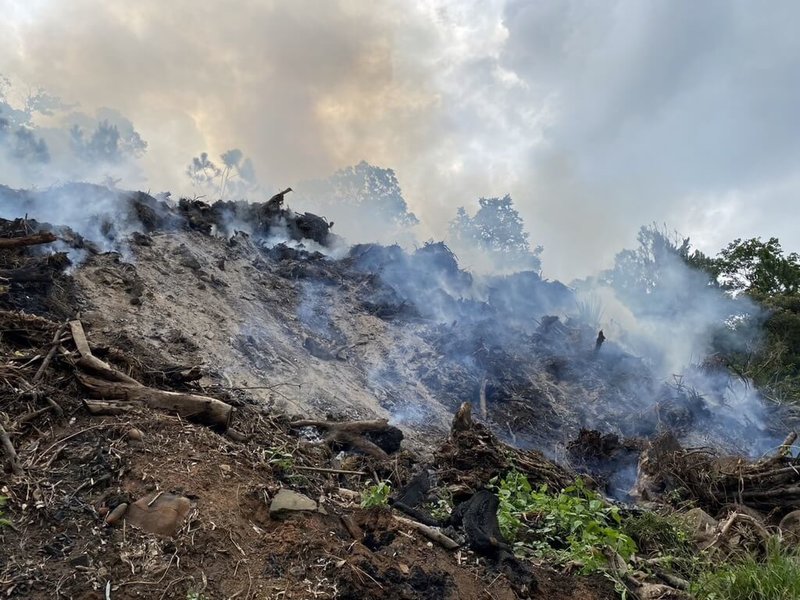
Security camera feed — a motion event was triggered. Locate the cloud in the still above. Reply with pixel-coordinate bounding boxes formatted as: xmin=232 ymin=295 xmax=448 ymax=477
xmin=1 ymin=0 xmax=799 ymax=278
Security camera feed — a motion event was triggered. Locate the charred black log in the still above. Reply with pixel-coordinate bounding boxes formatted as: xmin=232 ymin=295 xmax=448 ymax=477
xmin=449 ymin=490 xmax=511 ymax=558
xmin=595 ymin=329 xmax=605 ymax=352
xmin=0 ymin=231 xmax=57 ymax=249
xmin=394 ymin=471 xmax=431 ymax=507
xmin=266 ymin=187 xmax=292 ymax=211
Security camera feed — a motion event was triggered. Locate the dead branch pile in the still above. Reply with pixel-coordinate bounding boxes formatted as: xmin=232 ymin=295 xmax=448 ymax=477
xmin=0 ymin=308 xmax=236 ymax=476
xmin=635 ymin=432 xmax=800 ymax=516
xmin=435 ymin=402 xmax=575 ymax=500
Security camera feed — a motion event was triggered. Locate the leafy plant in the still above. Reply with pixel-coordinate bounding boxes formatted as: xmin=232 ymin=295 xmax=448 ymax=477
xmin=427 ymin=493 xmax=453 ymax=522
xmin=360 ymin=481 xmax=392 ymax=508
xmin=266 ymin=448 xmax=294 ymax=472
xmin=622 ymin=510 xmax=691 ymax=557
xmin=491 ymin=471 xmax=637 ymax=574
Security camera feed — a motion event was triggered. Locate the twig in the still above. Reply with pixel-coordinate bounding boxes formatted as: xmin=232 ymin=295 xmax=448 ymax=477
xmin=293 ymin=466 xmax=366 ymax=476
xmin=394 ymin=516 xmax=460 ymax=550
xmin=33 ymin=322 xmax=68 ymax=383
xmin=0 ymin=421 xmax=22 ymax=474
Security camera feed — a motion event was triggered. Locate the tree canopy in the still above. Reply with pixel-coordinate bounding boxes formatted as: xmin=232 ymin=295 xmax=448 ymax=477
xmin=449 ymin=195 xmax=542 ymax=272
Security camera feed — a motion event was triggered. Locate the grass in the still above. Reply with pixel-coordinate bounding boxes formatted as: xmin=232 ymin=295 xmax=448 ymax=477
xmin=691 ymin=541 xmax=800 ymax=600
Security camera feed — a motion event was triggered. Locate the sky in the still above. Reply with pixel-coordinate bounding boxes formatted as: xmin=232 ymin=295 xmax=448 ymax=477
xmin=1 ymin=0 xmax=799 ymax=280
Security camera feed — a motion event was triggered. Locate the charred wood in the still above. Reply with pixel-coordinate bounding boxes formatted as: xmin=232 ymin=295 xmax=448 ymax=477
xmin=0 ymin=232 xmax=57 ymax=249
xmin=290 ymin=418 xmax=403 ymax=459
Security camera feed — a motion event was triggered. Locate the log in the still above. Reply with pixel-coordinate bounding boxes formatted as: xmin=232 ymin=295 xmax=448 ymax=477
xmin=77 ymin=373 xmax=232 ymax=428
xmin=69 ymin=320 xmax=93 ymax=357
xmin=76 ymin=355 xmax=141 ymax=385
xmin=83 ymin=399 xmax=142 ymax=416
xmin=0 ymin=232 xmax=57 ymax=249
xmin=70 ymin=319 xmax=233 ymax=429
xmin=394 ymin=516 xmax=460 ymax=550
xmin=0 ymin=266 xmax=53 ymax=282
xmin=451 ymin=402 xmax=473 ymax=433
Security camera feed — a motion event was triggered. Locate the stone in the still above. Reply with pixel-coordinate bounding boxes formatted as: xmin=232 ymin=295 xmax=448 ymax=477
xmin=125 ymin=493 xmax=192 ymax=536
xmin=779 ymin=509 xmax=800 ymax=545
xmin=105 ymin=503 xmax=128 ymax=525
xmin=126 ymin=428 xmax=144 ymax=441
xmin=269 ymin=489 xmax=321 ymax=517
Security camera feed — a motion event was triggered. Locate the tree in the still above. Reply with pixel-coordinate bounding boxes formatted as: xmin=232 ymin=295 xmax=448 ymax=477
xmin=448 ymin=195 xmax=542 ymax=271
xmin=302 ymin=161 xmax=418 ymax=227
xmin=603 ymin=224 xmax=719 ymax=301
xmin=70 ymin=120 xmax=147 ymax=164
xmin=186 ymin=149 xmax=258 ymax=199
xmin=715 ymin=237 xmax=800 ymax=297
xmin=0 ymin=75 xmax=51 ymax=166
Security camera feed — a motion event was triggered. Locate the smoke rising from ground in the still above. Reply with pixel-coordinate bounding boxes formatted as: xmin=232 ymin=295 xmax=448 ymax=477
xmin=3 ymin=1 xmax=800 ymax=279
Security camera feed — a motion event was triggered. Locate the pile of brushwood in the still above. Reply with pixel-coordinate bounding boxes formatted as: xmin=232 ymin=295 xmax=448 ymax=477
xmin=635 ymin=431 xmax=800 ymax=514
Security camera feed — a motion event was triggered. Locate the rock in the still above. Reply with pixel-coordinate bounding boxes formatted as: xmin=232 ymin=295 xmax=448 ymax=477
xmin=681 ymin=508 xmax=718 ymax=548
xmin=69 ymin=554 xmax=92 ymax=567
xmin=105 ymin=503 xmax=128 ymax=525
xmin=779 ymin=510 xmax=800 ymax=545
xmin=125 ymin=493 xmax=192 ymax=536
xmin=176 ymin=244 xmax=202 ymax=270
xmin=126 ymin=428 xmax=144 ymax=441
xmin=131 ymin=232 xmax=153 ymax=246
xmin=269 ymin=489 xmax=324 ymax=517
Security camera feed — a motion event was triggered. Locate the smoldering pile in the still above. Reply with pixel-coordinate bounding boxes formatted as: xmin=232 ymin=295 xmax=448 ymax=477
xmin=0 ymin=183 xmax=337 ymax=257
xmin=4 ymin=181 xmax=798 ymax=508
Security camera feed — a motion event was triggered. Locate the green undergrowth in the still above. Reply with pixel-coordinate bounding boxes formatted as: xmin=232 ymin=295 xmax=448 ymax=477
xmin=491 ymin=470 xmax=800 ymax=600
xmin=691 ymin=540 xmax=800 ymax=600
xmin=490 ymin=471 xmax=636 ymax=572
xmin=361 ymin=480 xmax=392 ymax=508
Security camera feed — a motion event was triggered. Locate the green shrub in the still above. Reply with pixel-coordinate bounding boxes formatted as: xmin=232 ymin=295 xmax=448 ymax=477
xmin=360 ymin=481 xmax=392 ymax=508
xmin=491 ymin=471 xmax=636 ymax=573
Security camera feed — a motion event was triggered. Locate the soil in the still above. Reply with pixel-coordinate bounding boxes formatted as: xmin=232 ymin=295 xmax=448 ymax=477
xmin=0 ymin=398 xmax=617 ymax=600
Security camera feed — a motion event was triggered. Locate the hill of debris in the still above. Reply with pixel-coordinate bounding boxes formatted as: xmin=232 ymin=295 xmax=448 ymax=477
xmin=2 ymin=184 xmax=800 ymax=600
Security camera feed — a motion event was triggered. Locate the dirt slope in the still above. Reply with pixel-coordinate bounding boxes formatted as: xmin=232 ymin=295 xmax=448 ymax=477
xmin=0 ymin=199 xmax=620 ymax=599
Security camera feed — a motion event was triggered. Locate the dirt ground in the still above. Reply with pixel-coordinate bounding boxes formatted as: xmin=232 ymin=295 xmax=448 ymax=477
xmin=0 ymin=398 xmax=617 ymax=600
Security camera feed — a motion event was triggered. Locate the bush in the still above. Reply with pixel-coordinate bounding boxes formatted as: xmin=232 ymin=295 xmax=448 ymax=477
xmin=491 ymin=471 xmax=636 ymax=573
